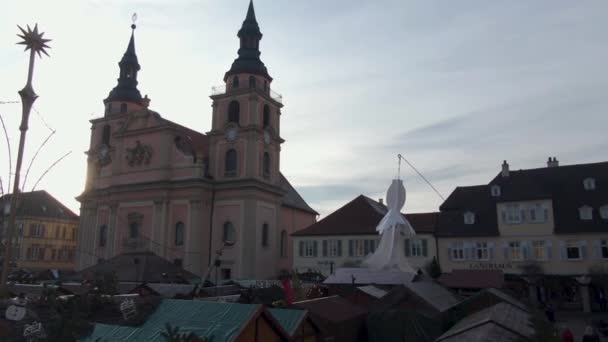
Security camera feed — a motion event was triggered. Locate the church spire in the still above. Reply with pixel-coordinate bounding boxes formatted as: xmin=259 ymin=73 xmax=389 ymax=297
xmin=105 ymin=16 xmax=143 ymax=106
xmin=224 ymin=0 xmax=271 ymax=81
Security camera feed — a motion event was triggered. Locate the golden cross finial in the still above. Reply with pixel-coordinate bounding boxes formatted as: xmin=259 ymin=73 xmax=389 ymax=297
xmin=16 ymin=24 xmax=51 ymax=58
xmin=132 ymin=13 xmax=138 ymax=29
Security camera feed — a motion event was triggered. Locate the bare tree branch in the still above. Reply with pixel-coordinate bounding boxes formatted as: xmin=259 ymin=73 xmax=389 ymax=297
xmin=0 ymin=113 xmax=12 ymax=192
xmin=22 ymin=129 xmax=56 ymax=190
xmin=31 ymin=151 xmax=72 ymax=191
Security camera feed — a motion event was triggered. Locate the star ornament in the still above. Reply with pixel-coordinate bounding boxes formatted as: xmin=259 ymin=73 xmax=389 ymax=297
xmin=16 ymin=24 xmax=51 ymax=57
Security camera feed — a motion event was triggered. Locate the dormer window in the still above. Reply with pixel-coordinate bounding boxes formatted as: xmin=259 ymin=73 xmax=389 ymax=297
xmin=600 ymin=206 xmax=608 ymax=220
xmin=464 ymin=211 xmax=476 ymax=225
xmin=491 ymin=185 xmax=501 ymax=197
xmin=583 ymin=178 xmax=596 ymax=190
xmin=579 ymin=206 xmax=593 ymax=220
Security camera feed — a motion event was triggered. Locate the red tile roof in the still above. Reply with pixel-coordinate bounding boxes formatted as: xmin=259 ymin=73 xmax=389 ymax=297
xmin=292 ymin=195 xmax=438 ymax=236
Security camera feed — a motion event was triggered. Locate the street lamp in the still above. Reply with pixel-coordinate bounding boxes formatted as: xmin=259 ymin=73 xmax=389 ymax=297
xmin=0 ymin=25 xmax=51 ymax=291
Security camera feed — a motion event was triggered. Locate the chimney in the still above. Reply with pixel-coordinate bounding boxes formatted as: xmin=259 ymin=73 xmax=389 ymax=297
xmin=501 ymin=160 xmax=509 ymax=177
xmin=378 ymin=198 xmax=384 ymax=205
xmin=547 ymin=157 xmax=559 ymax=168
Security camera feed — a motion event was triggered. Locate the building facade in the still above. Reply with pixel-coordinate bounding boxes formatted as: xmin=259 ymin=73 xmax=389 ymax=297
xmin=292 ymin=195 xmax=438 ymax=276
xmin=0 ymin=191 xmax=79 ymax=272
xmin=76 ymin=2 xmax=317 ymax=280
xmin=436 ymin=159 xmax=608 ymax=309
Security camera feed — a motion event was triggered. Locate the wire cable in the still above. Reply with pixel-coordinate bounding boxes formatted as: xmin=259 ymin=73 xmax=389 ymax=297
xmin=398 ymin=153 xmax=445 ymax=201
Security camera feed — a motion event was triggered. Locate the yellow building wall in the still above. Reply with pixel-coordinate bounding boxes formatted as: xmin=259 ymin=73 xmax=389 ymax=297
xmin=15 ymin=216 xmax=79 ymax=271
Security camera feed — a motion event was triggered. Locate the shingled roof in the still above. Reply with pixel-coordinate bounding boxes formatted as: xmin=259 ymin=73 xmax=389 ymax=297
xmin=436 ymin=185 xmax=499 ymax=237
xmin=438 ymin=160 xmax=608 ymax=236
xmin=292 ymin=195 xmax=438 ymax=236
xmin=65 ymin=251 xmax=200 ymax=284
xmin=0 ymin=190 xmax=78 ymax=221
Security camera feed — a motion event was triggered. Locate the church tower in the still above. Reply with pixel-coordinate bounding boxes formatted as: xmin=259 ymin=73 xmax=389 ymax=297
xmin=209 ymin=0 xmax=283 ymax=183
xmin=207 ymin=1 xmax=286 ymax=279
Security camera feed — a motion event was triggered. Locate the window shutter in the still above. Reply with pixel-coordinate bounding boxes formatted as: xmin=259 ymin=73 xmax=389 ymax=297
xmin=464 ymin=242 xmax=471 ymax=260
xmin=322 ymin=240 xmax=328 ymax=257
xmin=337 ymin=240 xmax=343 ymax=256
xmin=559 ymin=241 xmax=566 ymax=260
xmin=545 ymin=240 xmax=552 ymax=260
xmin=447 ymin=243 xmax=453 ymax=261
xmin=364 ymin=240 xmax=370 ymax=255
xmin=592 ymin=240 xmax=602 ymax=259
xmin=313 ymin=241 xmax=318 ymax=257
xmin=579 ymin=240 xmax=587 ymax=259
xmin=298 ymin=241 xmax=304 ymax=257
xmin=501 ymin=210 xmax=507 ymax=223
xmin=488 ymin=242 xmax=495 ymax=260
xmin=543 ymin=208 xmax=549 ymax=221
xmin=503 ymin=242 xmax=509 ymax=260
xmin=349 ymin=240 xmax=354 ymax=257
xmin=522 ymin=241 xmax=530 ymax=260
xmin=404 ymin=239 xmax=411 ymax=257
xmin=422 ymin=239 xmax=428 ymax=257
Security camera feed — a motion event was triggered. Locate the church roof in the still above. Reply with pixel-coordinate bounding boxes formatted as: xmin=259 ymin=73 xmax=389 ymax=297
xmin=292 ymin=195 xmax=438 ymax=236
xmin=65 ymin=251 xmax=201 ymax=284
xmin=279 ymin=173 xmax=318 ymax=215
xmin=0 ymin=190 xmax=78 ymax=221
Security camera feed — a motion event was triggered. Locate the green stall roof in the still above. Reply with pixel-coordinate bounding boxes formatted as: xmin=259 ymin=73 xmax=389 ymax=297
xmin=80 ymin=299 xmax=261 ymax=342
xmin=267 ymin=308 xmax=308 ymax=337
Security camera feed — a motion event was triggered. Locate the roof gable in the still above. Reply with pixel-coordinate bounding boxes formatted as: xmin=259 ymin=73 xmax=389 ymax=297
xmin=67 ymin=251 xmax=200 ymax=284
xmin=0 ymin=190 xmax=78 ymax=221
xmin=292 ymin=195 xmax=438 ymax=236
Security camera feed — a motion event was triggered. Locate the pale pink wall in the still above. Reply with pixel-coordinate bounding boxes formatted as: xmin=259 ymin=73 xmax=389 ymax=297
xmin=119 ymin=136 xmax=163 ymax=174
xmin=95 ymin=208 xmax=109 ymax=254
xmin=115 ymin=205 xmax=153 ymax=254
xmin=278 ymin=207 xmax=316 ymax=271
xmin=215 ymin=141 xmax=246 ymax=179
xmin=255 ymin=203 xmax=277 ymax=278
xmin=213 ymin=202 xmax=243 ymax=277
xmin=167 ymin=203 xmax=188 ymax=261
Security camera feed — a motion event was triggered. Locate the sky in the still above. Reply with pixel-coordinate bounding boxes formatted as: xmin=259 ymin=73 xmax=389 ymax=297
xmin=0 ymin=1 xmax=607 ymax=218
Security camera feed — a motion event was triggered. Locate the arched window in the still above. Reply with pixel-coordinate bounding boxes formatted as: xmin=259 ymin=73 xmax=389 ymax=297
xmin=263 ymin=152 xmax=270 ymax=178
xmin=249 ymin=76 xmax=256 ymax=89
xmin=232 ymin=76 xmax=239 ymax=88
xmin=280 ymin=230 xmax=287 ymax=257
xmin=102 ymin=125 xmax=111 ymax=146
xmin=261 ymin=223 xmax=269 ymax=247
xmin=129 ymin=221 xmax=139 ymax=239
xmin=263 ymin=105 xmax=270 ymax=128
xmin=263 ymin=80 xmax=268 ymax=93
xmin=175 ymin=222 xmax=184 ymax=246
xmin=120 ymin=103 xmax=127 ymax=114
xmin=106 ymin=103 xmax=112 ymax=115
xmin=225 ymin=149 xmax=237 ymax=177
xmin=228 ymin=101 xmax=240 ymax=124
xmin=223 ymin=221 xmax=236 ymax=243
xmin=98 ymin=225 xmax=107 ymax=247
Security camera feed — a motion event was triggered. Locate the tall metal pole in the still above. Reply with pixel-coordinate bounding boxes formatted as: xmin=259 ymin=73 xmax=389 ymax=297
xmin=0 ymin=25 xmax=50 ymax=292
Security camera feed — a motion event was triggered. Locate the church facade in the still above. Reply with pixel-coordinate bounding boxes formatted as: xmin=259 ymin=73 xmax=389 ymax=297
xmin=76 ymin=2 xmax=317 ymax=280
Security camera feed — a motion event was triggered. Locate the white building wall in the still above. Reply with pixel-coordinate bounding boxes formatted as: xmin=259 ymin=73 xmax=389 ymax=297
xmin=293 ymin=233 xmax=436 ymax=276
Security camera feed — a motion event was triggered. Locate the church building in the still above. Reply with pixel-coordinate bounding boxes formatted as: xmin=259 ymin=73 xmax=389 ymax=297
xmin=76 ymin=1 xmax=318 ymax=280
